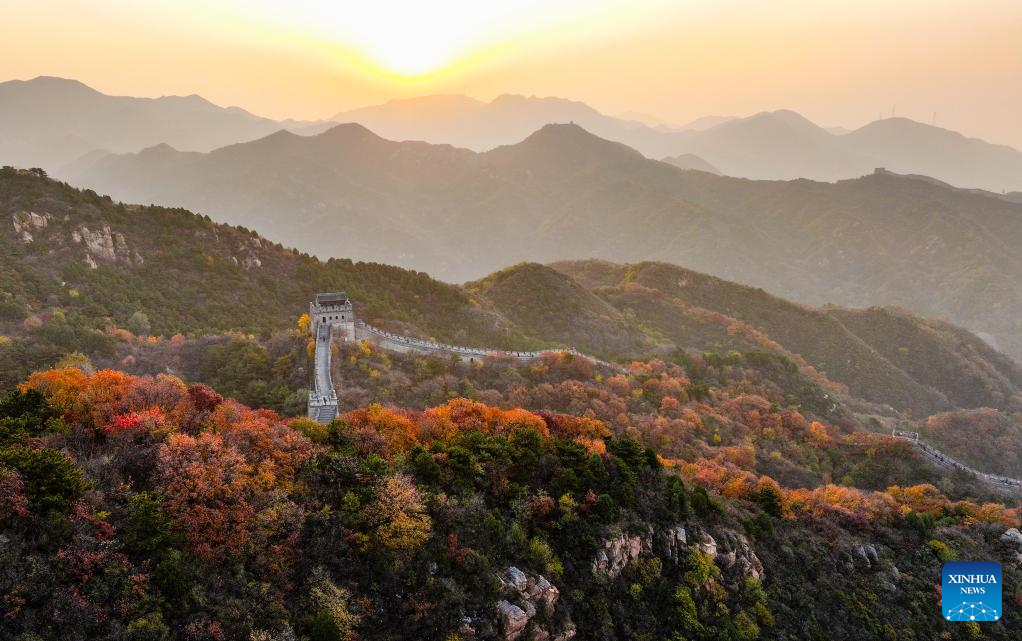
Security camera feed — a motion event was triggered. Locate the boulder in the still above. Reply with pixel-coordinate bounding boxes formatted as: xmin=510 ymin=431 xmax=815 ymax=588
xmin=526 ymin=575 xmax=559 ymax=613
xmin=553 ymin=624 xmax=577 ymax=641
xmin=495 ymin=567 xmax=568 ymax=641
xmin=497 ymin=601 xmax=529 ymax=641
xmin=504 ymin=566 xmax=528 ymax=592
xmin=692 ymin=530 xmax=718 ymax=561
xmin=843 ymin=543 xmax=882 ymax=572
xmin=12 ymin=211 xmax=49 ymax=243
xmin=1000 ymin=528 xmax=1022 ymax=546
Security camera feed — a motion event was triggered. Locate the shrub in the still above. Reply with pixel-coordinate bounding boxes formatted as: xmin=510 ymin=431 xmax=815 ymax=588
xmin=0 ymin=446 xmax=87 ymax=512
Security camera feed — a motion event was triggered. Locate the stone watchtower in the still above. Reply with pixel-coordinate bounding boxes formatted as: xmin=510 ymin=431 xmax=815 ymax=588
xmin=309 ymin=292 xmax=355 ymax=340
xmin=306 ymin=292 xmax=354 ymax=423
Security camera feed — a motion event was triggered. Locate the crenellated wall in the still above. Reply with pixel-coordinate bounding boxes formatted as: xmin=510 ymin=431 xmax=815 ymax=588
xmin=305 ymin=293 xmax=621 ymax=423
xmin=355 ymin=321 xmax=553 ymax=362
xmin=892 ymin=430 xmax=1022 ymax=489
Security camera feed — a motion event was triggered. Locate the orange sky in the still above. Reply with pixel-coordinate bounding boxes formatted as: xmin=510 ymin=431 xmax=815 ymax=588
xmin=3 ymin=0 xmax=1022 ymax=147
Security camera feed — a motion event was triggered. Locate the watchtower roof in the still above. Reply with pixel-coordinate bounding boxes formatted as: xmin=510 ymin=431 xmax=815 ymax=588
xmin=315 ymin=292 xmax=350 ymax=306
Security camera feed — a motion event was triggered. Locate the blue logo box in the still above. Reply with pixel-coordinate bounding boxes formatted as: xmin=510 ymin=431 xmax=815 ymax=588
xmin=942 ymin=561 xmax=1002 ymax=621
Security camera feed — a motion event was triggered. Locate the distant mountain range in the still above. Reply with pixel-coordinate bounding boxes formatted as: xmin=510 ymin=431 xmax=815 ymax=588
xmin=3 ymin=77 xmax=1022 ymax=192
xmin=0 ymin=76 xmax=331 ymax=170
xmin=333 ymin=94 xmax=1022 ymax=192
xmin=63 ymin=122 xmax=1022 ymax=362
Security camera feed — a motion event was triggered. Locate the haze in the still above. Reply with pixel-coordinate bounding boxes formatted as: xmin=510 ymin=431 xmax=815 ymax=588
xmin=3 ymin=0 xmax=1022 ymax=149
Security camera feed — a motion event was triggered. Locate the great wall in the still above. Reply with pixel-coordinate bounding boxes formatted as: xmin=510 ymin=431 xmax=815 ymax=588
xmin=890 ymin=430 xmax=1022 ymax=490
xmin=305 ymin=292 xmax=1022 ymax=490
xmin=305 ymin=292 xmax=617 ymax=424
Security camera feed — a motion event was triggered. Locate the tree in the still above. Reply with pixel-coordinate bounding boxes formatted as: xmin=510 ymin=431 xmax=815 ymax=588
xmin=307 ymin=570 xmax=359 ymax=641
xmin=748 ymin=476 xmax=786 ymax=517
xmin=0 ymin=388 xmax=60 ymax=445
xmin=128 ymin=311 xmax=152 ymax=336
xmin=54 ymin=351 xmax=95 ymax=374
xmin=157 ymin=432 xmax=254 ymax=560
xmin=364 ymin=474 xmax=432 ymax=552
xmin=0 ymin=446 xmax=87 ymax=513
xmin=345 ymin=404 xmax=420 ymax=457
xmin=0 ymin=466 xmax=29 ymax=519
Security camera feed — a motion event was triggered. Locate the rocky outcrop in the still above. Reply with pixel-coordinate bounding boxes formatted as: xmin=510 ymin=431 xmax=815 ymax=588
xmin=659 ymin=525 xmax=687 ymax=563
xmin=841 ymin=543 xmax=881 ymax=572
xmin=591 ymin=524 xmax=763 ymax=589
xmin=73 ymin=225 xmax=143 ymax=268
xmin=12 ymin=211 xmax=49 ymax=243
xmin=691 ymin=528 xmax=718 ymax=561
xmin=497 ymin=601 xmax=529 ymax=641
xmin=1000 ymin=528 xmax=1022 ymax=563
xmin=712 ymin=529 xmax=765 ymax=586
xmin=592 ymin=530 xmax=652 ymax=578
xmin=495 ymin=566 xmax=572 ymax=641
xmin=1000 ymin=528 xmax=1022 ymax=546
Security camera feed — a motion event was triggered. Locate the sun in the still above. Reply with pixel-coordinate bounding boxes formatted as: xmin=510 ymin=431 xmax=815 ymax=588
xmin=242 ymin=0 xmax=604 ymax=78
xmin=347 ymin=18 xmax=468 ymax=77
xmin=327 ymin=1 xmax=531 ymax=78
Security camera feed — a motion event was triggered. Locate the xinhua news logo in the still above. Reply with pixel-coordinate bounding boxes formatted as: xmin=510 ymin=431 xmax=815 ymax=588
xmin=942 ymin=561 xmax=1002 ymax=621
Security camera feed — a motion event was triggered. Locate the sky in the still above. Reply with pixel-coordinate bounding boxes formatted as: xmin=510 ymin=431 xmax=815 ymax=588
xmin=3 ymin=0 xmax=1022 ymax=147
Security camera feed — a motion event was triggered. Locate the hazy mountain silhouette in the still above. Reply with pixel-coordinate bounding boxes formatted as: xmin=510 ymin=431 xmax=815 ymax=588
xmin=839 ymin=118 xmax=1022 ymax=194
xmin=0 ymin=76 xmax=327 ymax=170
xmin=332 ymin=93 xmax=693 ymax=156
xmin=4 ymin=77 xmax=1022 ymax=191
xmin=660 ymin=154 xmax=720 ymax=174
xmin=333 ymin=95 xmax=1022 ymax=191
xmin=65 ymin=122 xmax=1022 ymax=360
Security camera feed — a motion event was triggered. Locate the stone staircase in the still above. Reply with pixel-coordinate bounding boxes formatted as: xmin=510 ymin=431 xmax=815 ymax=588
xmin=307 ymin=321 xmax=338 ymax=424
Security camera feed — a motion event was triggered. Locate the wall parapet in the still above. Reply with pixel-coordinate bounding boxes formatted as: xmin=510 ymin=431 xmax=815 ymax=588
xmin=356 ymin=321 xmax=559 ymax=361
xmin=892 ymin=430 xmax=1022 ymax=489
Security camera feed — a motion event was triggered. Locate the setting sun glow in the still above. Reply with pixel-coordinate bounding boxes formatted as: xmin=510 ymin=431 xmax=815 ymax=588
xmin=243 ymin=0 xmax=617 ymax=78
xmin=3 ymin=0 xmax=1021 ymax=148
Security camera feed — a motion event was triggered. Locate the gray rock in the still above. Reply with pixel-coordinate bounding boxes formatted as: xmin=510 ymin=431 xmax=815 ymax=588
xmin=693 ymin=530 xmax=718 ymax=561
xmin=495 ymin=567 xmax=567 ymax=640
xmin=505 ymin=566 xmax=528 ymax=592
xmin=77 ymin=224 xmax=142 ymax=266
xmin=497 ymin=601 xmax=529 ymax=641
xmin=660 ymin=525 xmax=688 ymax=563
xmin=592 ymin=531 xmax=651 ymax=577
xmin=714 ymin=529 xmax=765 ymax=585
xmin=1000 ymin=528 xmax=1022 ymax=545
xmin=553 ymin=624 xmax=577 ymax=641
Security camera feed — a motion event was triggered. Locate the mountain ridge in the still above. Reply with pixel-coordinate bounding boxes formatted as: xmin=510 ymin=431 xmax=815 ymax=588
xmin=5 ymin=76 xmax=1022 ymax=191
xmin=4 ymin=169 xmax=1022 ymax=420
xmin=60 ymin=122 xmax=1022 ymax=362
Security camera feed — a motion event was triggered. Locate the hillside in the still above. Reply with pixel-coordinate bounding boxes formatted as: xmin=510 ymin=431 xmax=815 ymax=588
xmin=6 ymin=169 xmax=1022 ymax=420
xmin=551 ymin=260 xmax=1022 ymax=417
xmin=3 ymin=366 xmax=1020 ymax=640
xmin=465 ymin=263 xmax=653 ymax=358
xmin=0 ymin=167 xmax=538 ymax=388
xmin=62 ymin=123 xmax=1022 ymax=361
